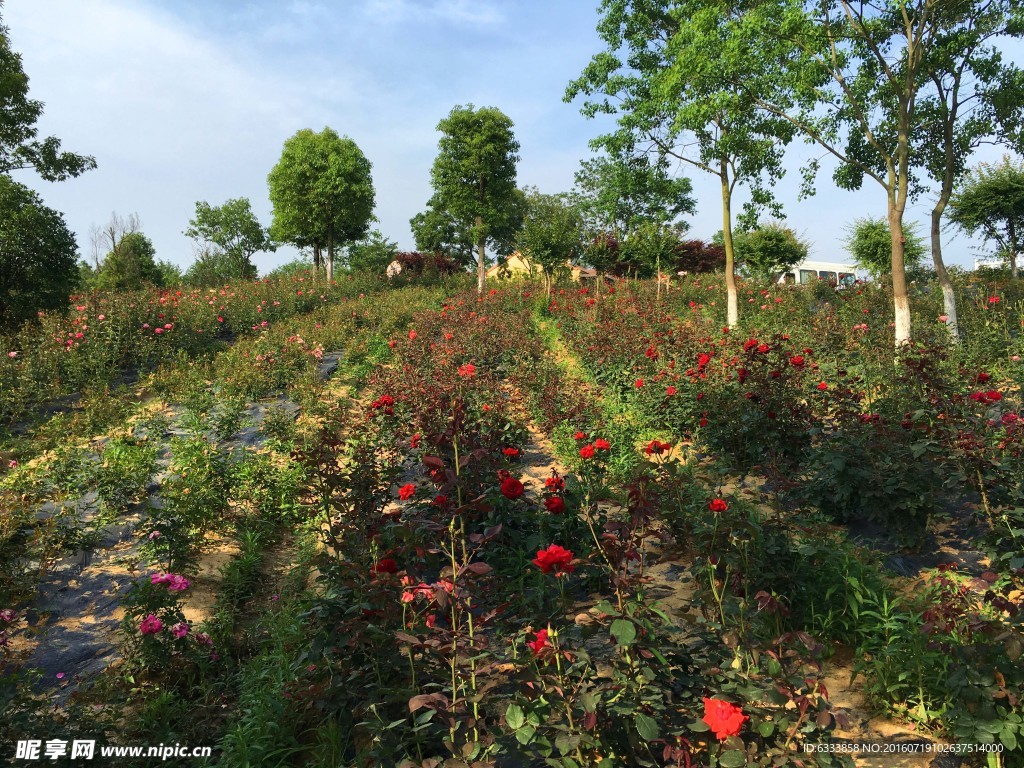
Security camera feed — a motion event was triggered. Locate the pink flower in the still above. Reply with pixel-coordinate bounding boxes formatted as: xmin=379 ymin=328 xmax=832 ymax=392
xmin=195 ymin=632 xmax=212 ymax=646
xmin=154 ymin=327 xmax=163 ymax=335
xmin=7 ymin=351 xmax=17 ymax=358
xmin=527 ymin=628 xmax=550 ymax=655
xmin=97 ymin=314 xmax=105 ymax=321
xmin=938 ymin=315 xmax=949 ymax=323
xmin=139 ymin=614 xmax=163 ymax=635
xmin=171 ymin=622 xmax=189 ymax=639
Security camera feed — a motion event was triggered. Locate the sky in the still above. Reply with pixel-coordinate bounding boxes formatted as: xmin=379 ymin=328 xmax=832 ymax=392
xmin=4 ymin=0 xmax=1021 ymax=275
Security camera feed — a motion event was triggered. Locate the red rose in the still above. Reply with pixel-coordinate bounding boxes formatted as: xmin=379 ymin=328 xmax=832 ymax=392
xmin=544 ymin=474 xmax=565 ymax=492
xmin=666 ymin=386 xmax=677 ymax=396
xmin=458 ymin=363 xmax=476 ymax=378
xmin=708 ymin=498 xmax=729 ymax=512
xmin=757 ymin=343 xmax=770 ymax=354
xmin=645 ymin=440 xmax=671 ymax=456
xmin=500 ymin=475 xmax=525 ymax=500
xmin=594 ymin=438 xmax=611 ymax=450
xmin=789 ymin=355 xmax=805 ymax=367
xmin=371 ymin=558 xmax=398 ymax=575
xmin=573 ymin=431 xmax=588 ymax=440
xmin=527 ymin=628 xmax=549 ymax=655
xmin=635 ymin=379 xmax=644 ymax=389
xmin=817 ymin=382 xmax=828 ymax=391
xmin=398 ymin=484 xmax=416 ymax=500
xmin=410 ymin=433 xmax=421 ymax=449
xmin=502 ymin=447 xmax=521 ymax=457
xmin=533 ymin=544 xmax=575 ymax=574
xmin=987 ymin=390 xmax=1002 ymax=402
xmin=977 ymin=372 xmax=991 ymax=383
xmin=408 ymin=330 xmax=417 ymax=340
xmin=544 ymin=496 xmax=566 ymax=514
xmin=702 ymin=698 xmax=748 ymax=741
xmin=579 ymin=443 xmax=596 ymax=459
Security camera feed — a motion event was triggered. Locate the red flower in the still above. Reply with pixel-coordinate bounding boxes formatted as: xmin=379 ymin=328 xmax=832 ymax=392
xmin=502 ymin=447 xmax=521 ymax=457
xmin=989 ymin=296 xmax=1001 ymax=304
xmin=789 ymin=355 xmax=805 ymax=367
xmin=533 ymin=544 xmax=575 ymax=574
xmin=458 ymin=363 xmax=476 ymax=378
xmin=702 ymin=698 xmax=748 ymax=741
xmin=398 ymin=484 xmax=416 ymax=500
xmin=743 ymin=338 xmax=759 ymax=352
xmin=527 ymin=628 xmax=550 ymax=655
xmin=708 ymin=498 xmax=729 ymax=512
xmin=665 ymin=386 xmax=677 ymax=396
xmin=757 ymin=343 xmax=770 ymax=354
xmin=593 ymin=438 xmax=611 ymax=451
xmin=987 ymin=390 xmax=1002 ymax=402
xmin=579 ymin=443 xmax=596 ymax=459
xmin=573 ymin=431 xmax=588 ymax=440
xmin=372 ymin=558 xmax=399 ymax=575
xmin=544 ymin=496 xmax=566 ymax=514
xmin=544 ymin=473 xmax=565 ymax=492
xmin=977 ymin=372 xmax=991 ymax=384
xmin=500 ymin=475 xmax=524 ymax=500
xmin=645 ymin=439 xmax=671 ymax=456
xmin=817 ymin=382 xmax=828 ymax=391
xmin=388 ymin=339 xmax=397 ymax=349
xmin=410 ymin=433 xmax=421 ymax=449
xmin=635 ymin=379 xmax=644 ymax=389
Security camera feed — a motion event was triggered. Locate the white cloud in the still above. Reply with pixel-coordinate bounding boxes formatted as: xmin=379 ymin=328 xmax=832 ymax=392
xmin=364 ymin=0 xmax=504 ymax=26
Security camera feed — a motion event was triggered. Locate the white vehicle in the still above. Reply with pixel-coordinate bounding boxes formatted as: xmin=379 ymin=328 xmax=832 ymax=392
xmin=778 ymin=260 xmax=864 ymax=287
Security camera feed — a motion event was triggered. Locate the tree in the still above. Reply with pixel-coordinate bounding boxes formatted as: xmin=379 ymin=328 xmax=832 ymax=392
xmin=94 ymin=231 xmax=162 ymax=291
xmin=914 ymin=0 xmax=1024 ymax=338
xmin=844 ymin=216 xmax=926 ymax=280
xmin=726 ymin=0 xmax=964 ymax=344
xmin=410 ymin=200 xmax=476 ymax=266
xmin=572 ymin=147 xmax=696 ymax=237
xmin=0 ymin=9 xmax=95 ymax=181
xmin=184 ymin=198 xmax=274 ymax=280
xmin=268 ymin=128 xmax=375 ymax=281
xmin=429 ymin=105 xmax=520 ymax=293
xmin=948 ymin=155 xmax=1024 ymax=279
xmin=515 ymin=189 xmax=585 ymax=294
xmin=733 ymin=221 xmax=810 ymax=281
xmin=620 ymin=222 xmax=687 ymax=280
xmin=346 ymin=229 xmax=398 ymax=273
xmin=567 ymin=0 xmax=796 ymax=328
xmin=183 ymin=248 xmax=253 ymax=287
xmin=0 ymin=176 xmax=78 ymax=327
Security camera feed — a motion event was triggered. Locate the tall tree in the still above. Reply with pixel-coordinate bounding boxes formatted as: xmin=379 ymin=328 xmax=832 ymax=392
xmin=572 ymin=147 xmax=696 ymax=237
xmin=95 ymin=231 xmax=162 ymax=291
xmin=429 ymin=105 xmax=520 ymax=293
xmin=0 ymin=8 xmax=95 ymax=181
xmin=843 ymin=216 xmax=927 ymax=280
xmin=567 ymin=0 xmax=795 ymax=328
xmin=268 ymin=128 xmax=375 ymax=281
xmin=733 ymin=221 xmax=810 ymax=281
xmin=346 ymin=229 xmax=398 ymax=273
xmin=0 ymin=176 xmax=78 ymax=327
xmin=184 ymin=198 xmax=274 ymax=280
xmin=948 ymin=155 xmax=1024 ymax=278
xmin=515 ymin=189 xmax=586 ymax=296
xmin=727 ymin=0 xmax=954 ymax=344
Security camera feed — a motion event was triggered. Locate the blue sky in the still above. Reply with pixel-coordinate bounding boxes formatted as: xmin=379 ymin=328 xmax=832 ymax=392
xmin=4 ymin=0 xmax=1019 ymax=274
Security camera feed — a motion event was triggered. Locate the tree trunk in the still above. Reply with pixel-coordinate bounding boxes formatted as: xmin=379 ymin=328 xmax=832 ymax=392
xmin=930 ymin=202 xmax=959 ymax=343
xmin=476 ymin=215 xmax=486 ymax=294
xmin=1009 ymin=218 xmax=1019 ymax=279
xmin=326 ymin=225 xmax=334 ymax=283
xmin=888 ymin=197 xmax=912 ymax=346
xmin=313 ymin=243 xmax=322 ymax=281
xmin=720 ymin=162 xmax=738 ymax=329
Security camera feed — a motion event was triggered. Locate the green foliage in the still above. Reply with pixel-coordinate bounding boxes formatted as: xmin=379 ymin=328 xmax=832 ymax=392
xmin=0 ymin=176 xmax=79 ymax=328
xmin=184 ymin=198 xmax=274 ymax=281
xmin=620 ymin=221 xmax=686 ymax=278
xmin=94 ymin=231 xmax=163 ymax=291
xmin=843 ymin=217 xmax=926 ymax=279
xmin=515 ymin=189 xmax=585 ymax=283
xmin=268 ymin=127 xmax=376 ymax=269
xmin=346 ymin=229 xmax=397 ymax=273
xmin=571 ymin=148 xmax=695 ymax=237
xmin=734 ymin=221 xmax=810 ymax=280
xmin=184 ymin=248 xmax=255 ymax=287
xmin=0 ymin=10 xmax=95 ymax=181
xmin=429 ymin=104 xmax=521 ymax=281
xmin=949 ymin=155 xmax=1024 ymax=273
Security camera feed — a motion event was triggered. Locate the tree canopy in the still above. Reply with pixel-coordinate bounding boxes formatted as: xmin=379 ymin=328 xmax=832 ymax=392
xmin=515 ymin=189 xmax=585 ymax=289
xmin=268 ymin=128 xmax=375 ymax=280
xmin=429 ymin=105 xmax=520 ymax=292
xmin=733 ymin=222 xmax=810 ymax=281
xmin=0 ymin=176 xmax=79 ymax=327
xmin=948 ymin=155 xmax=1024 ymax=278
xmin=184 ymin=198 xmax=274 ymax=281
xmin=844 ymin=216 xmax=927 ymax=280
xmin=0 ymin=10 xmax=96 ymax=181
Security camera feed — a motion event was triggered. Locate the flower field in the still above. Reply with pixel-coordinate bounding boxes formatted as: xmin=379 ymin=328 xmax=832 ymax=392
xmin=1 ymin=272 xmax=1023 ymax=767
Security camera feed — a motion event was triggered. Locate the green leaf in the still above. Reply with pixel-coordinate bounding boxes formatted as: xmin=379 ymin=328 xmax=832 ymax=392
xmin=758 ymin=720 xmax=775 ymax=737
xmin=610 ymin=618 xmax=636 ymax=646
xmin=635 ymin=712 xmax=660 ymax=741
xmin=689 ymin=719 xmax=710 ymax=733
xmin=515 ymin=724 xmax=536 ymax=745
xmin=717 ymin=748 xmax=746 ymax=767
xmin=506 ymin=703 xmax=525 ymax=730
